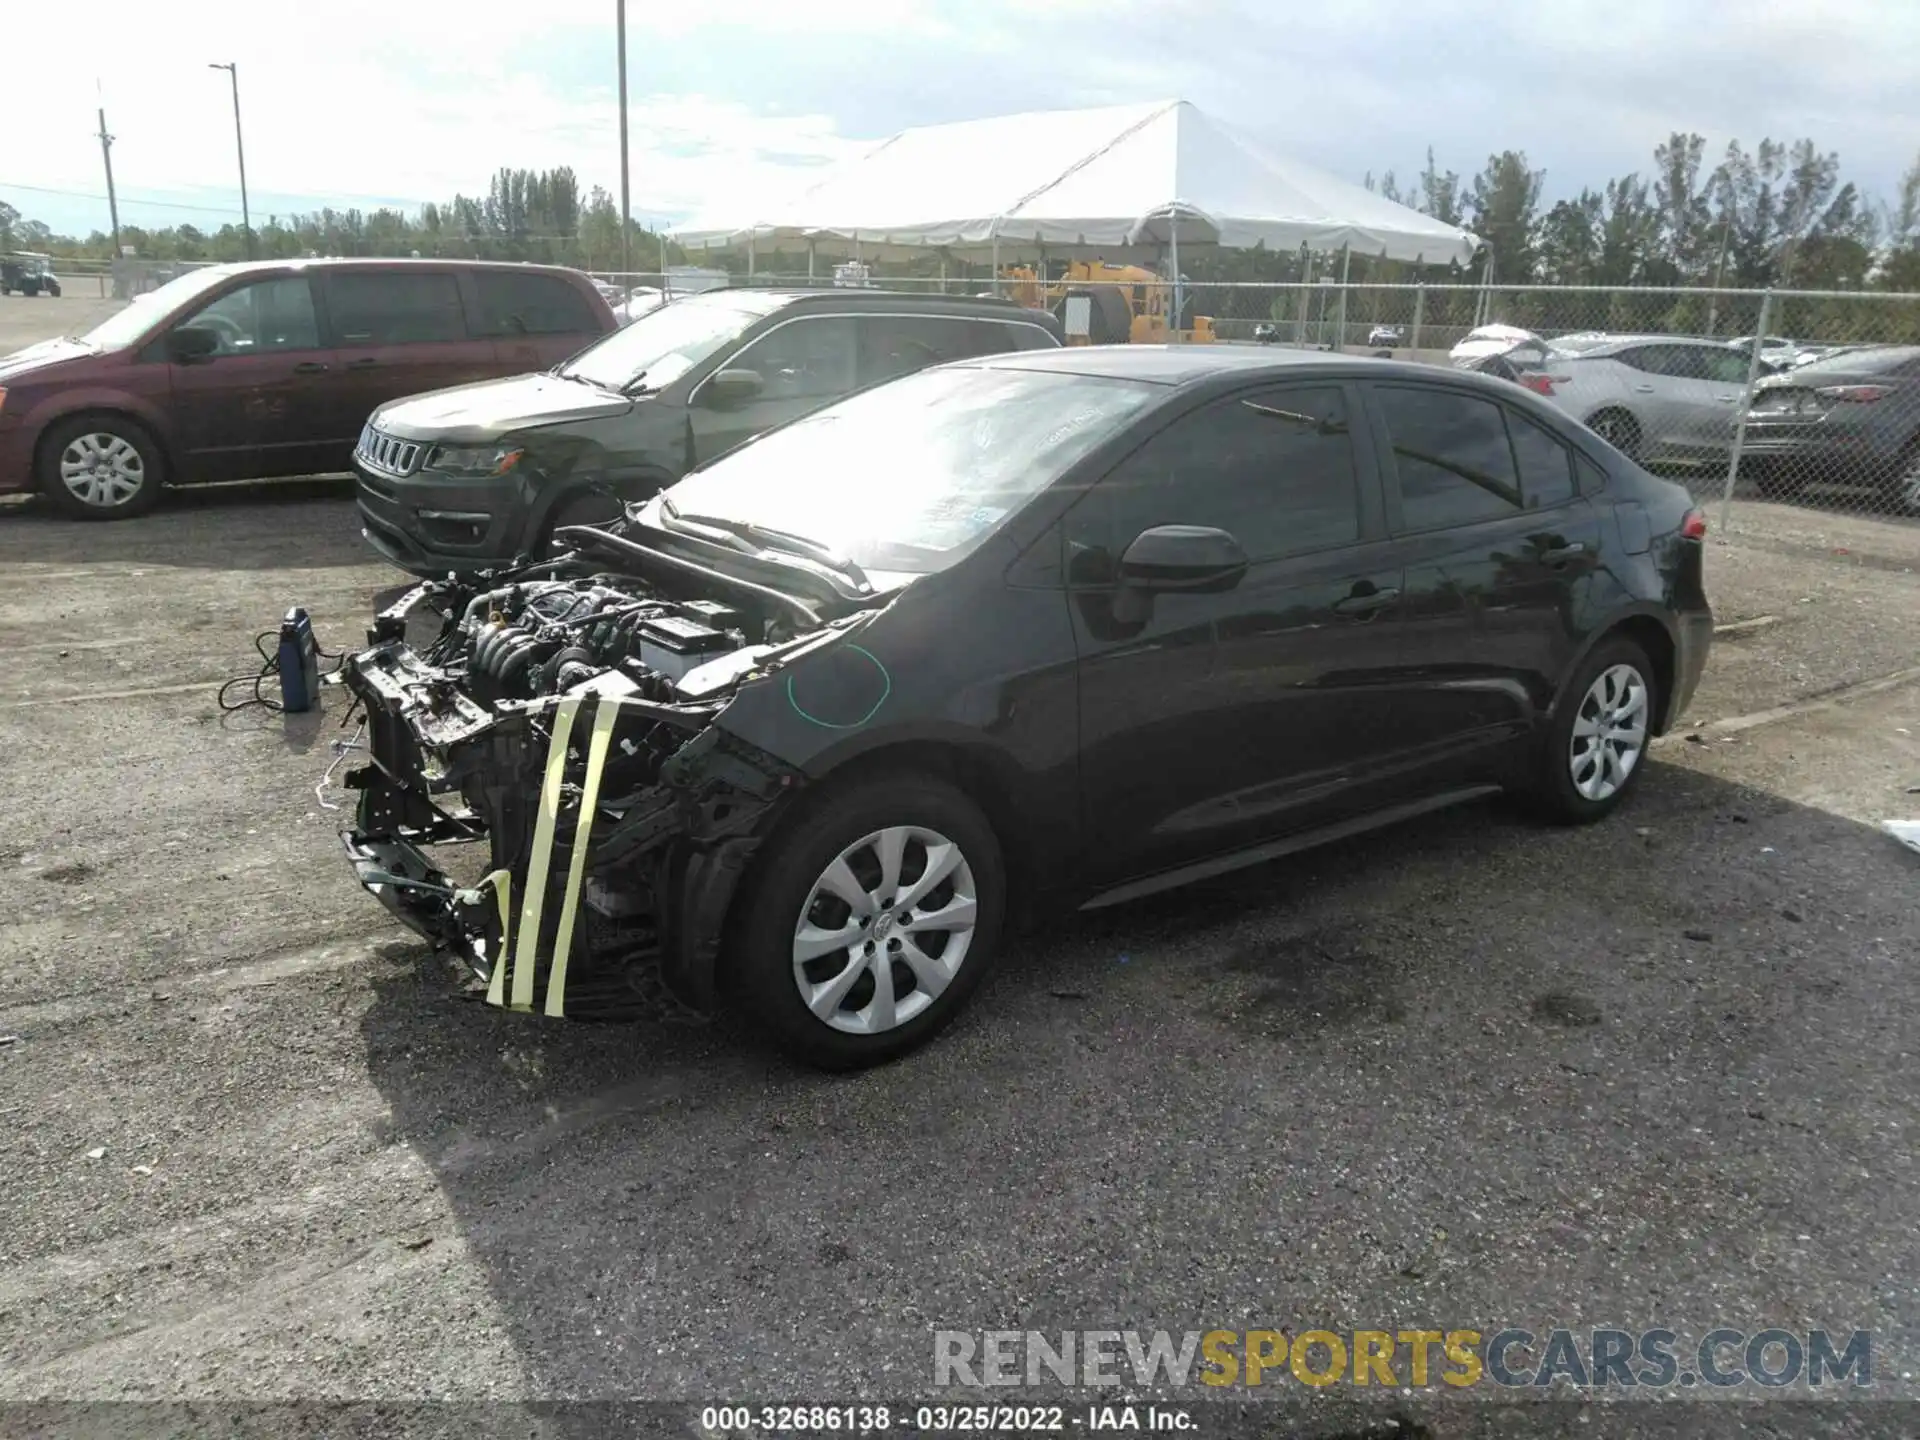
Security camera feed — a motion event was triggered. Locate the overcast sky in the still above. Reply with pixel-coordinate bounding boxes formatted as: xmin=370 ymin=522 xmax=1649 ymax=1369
xmin=6 ymin=0 xmax=1918 ymax=240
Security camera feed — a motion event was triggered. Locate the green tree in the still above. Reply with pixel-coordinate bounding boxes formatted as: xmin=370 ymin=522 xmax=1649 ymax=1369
xmin=1468 ymin=150 xmax=1545 ymax=283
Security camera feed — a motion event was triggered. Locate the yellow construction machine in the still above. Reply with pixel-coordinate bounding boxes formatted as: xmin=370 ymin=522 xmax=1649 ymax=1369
xmin=998 ymin=261 xmax=1215 ymax=344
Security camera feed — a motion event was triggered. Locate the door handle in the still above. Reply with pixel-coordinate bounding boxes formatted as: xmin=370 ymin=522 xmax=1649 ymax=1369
xmin=1333 ymin=586 xmax=1400 ymax=618
xmin=292 ymin=360 xmax=329 ymax=374
xmin=1715 ymin=395 xmax=1738 ymax=402
xmin=345 ymin=357 xmax=379 ymax=371
xmin=1633 ymin=384 xmax=1655 ymax=393
xmin=1540 ymin=541 xmax=1588 ymax=565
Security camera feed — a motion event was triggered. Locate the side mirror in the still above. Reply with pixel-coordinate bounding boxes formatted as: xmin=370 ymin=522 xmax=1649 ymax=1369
xmin=166 ymin=327 xmax=221 ymax=362
xmin=1117 ymin=525 xmax=1248 ymax=593
xmin=701 ymin=368 xmax=763 ymax=407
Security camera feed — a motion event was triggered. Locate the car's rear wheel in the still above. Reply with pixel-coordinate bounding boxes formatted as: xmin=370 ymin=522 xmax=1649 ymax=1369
xmin=730 ymin=771 xmax=1006 ymax=1070
xmin=1889 ymin=442 xmax=1920 ymax=514
xmin=37 ymin=414 xmax=166 ymax=520
xmin=1522 ymin=636 xmax=1658 ymax=825
xmin=1586 ymin=408 xmax=1641 ymax=459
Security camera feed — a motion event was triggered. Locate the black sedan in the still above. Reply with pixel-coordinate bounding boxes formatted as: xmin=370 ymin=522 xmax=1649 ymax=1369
xmin=1741 ymin=344 xmax=1920 ymax=510
xmin=332 ymin=346 xmax=1713 ymax=1070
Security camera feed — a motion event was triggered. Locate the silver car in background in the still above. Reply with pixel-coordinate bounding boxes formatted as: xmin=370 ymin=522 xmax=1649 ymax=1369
xmin=1516 ymin=335 xmax=1759 ymax=463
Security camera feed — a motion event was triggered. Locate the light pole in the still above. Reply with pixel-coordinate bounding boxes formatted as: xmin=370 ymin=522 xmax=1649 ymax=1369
xmin=616 ymin=0 xmax=632 ymax=285
xmin=208 ymin=62 xmax=253 ymax=259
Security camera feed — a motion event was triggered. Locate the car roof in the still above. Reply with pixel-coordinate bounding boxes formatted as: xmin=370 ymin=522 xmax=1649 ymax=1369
xmin=967 ymin=343 xmax=1524 ymax=390
xmin=184 ymin=257 xmax=592 ymax=280
xmin=689 ymin=287 xmax=1054 ymax=319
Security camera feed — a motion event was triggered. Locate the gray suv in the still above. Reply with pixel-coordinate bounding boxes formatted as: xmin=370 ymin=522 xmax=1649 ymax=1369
xmin=354 ymin=288 xmax=1063 ymax=575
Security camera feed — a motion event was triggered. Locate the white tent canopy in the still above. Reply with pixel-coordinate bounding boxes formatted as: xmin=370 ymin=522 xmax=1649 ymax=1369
xmin=674 ymin=99 xmax=1481 ymax=267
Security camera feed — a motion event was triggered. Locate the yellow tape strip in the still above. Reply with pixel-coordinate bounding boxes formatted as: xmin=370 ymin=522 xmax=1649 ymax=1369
xmin=472 ymin=869 xmax=514 ymax=1007
xmin=545 ymin=697 xmax=622 ymax=1017
xmin=512 ymin=695 xmax=581 ymax=1009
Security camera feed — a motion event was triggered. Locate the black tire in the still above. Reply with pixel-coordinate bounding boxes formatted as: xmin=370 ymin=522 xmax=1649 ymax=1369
xmin=539 ymin=484 xmax=653 ymax=556
xmin=1586 ymin=408 xmax=1641 ymax=460
xmin=730 ymin=770 xmax=1007 ymax=1071
xmin=36 ymin=414 xmax=166 ymax=520
xmin=1521 ymin=636 xmax=1660 ymax=826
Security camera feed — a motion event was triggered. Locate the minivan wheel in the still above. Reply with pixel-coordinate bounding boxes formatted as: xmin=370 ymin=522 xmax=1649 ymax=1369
xmin=731 ymin=771 xmax=1005 ymax=1071
xmin=37 ymin=415 xmax=166 ymax=520
xmin=1522 ymin=637 xmax=1658 ymax=825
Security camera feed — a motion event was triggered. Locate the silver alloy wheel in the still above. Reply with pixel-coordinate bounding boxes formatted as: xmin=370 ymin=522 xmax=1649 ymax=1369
xmin=1590 ymin=412 xmax=1636 ymax=453
xmin=58 ymin=432 xmax=146 ymax=509
xmin=1898 ymin=452 xmax=1920 ymax=513
xmin=1569 ymin=662 xmax=1649 ymax=802
xmin=791 ymin=824 xmax=978 ymax=1035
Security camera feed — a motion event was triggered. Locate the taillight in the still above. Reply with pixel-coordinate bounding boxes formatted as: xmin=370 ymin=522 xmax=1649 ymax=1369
xmin=1681 ymin=509 xmax=1708 ymax=540
xmin=1815 ymin=384 xmax=1892 ymax=403
xmin=1521 ymin=373 xmax=1555 ymax=395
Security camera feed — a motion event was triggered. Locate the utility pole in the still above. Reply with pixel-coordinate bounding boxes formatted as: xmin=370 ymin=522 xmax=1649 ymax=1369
xmin=208 ymin=62 xmax=253 ymax=259
xmin=95 ymin=100 xmax=122 ymax=257
xmin=616 ymin=0 xmax=632 ymax=285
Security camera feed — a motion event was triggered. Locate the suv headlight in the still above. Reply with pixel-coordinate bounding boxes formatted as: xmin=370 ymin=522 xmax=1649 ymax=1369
xmin=425 ymin=444 xmax=523 ymax=478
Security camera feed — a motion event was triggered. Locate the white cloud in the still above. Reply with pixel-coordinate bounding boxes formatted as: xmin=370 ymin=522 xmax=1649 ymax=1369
xmin=8 ymin=0 xmax=1918 ymax=239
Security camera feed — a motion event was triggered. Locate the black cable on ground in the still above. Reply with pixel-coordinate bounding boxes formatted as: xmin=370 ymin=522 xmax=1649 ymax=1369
xmin=216 ymin=631 xmax=347 ymax=714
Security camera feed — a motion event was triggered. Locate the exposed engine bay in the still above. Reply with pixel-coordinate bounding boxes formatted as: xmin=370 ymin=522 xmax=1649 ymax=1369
xmin=333 ymin=532 xmax=865 ymax=1021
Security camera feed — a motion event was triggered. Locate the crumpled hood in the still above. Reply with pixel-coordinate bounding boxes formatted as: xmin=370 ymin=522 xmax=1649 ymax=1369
xmin=0 ymin=337 xmax=94 ymax=383
xmin=372 ymin=372 xmax=633 ymax=442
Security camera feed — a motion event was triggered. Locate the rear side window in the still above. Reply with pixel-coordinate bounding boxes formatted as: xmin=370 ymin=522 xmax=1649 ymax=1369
xmin=327 ymin=271 xmax=467 ymax=345
xmin=856 ymin=315 xmax=1039 ymax=386
xmin=1375 ymin=386 xmax=1523 ymax=531
xmin=1505 ymin=409 xmax=1577 ymax=508
xmin=473 ymin=272 xmax=598 ymax=336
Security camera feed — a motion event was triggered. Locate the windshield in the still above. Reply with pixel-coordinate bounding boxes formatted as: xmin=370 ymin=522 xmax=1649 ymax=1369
xmin=1789 ymin=344 xmax=1920 ymax=377
xmin=655 ymin=365 xmax=1158 ymax=575
xmin=561 ymin=294 xmax=765 ymax=390
xmin=81 ymin=267 xmax=235 ymax=350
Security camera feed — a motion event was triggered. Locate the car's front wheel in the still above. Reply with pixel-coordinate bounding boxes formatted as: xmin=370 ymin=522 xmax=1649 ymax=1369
xmin=37 ymin=414 xmax=166 ymax=520
xmin=731 ymin=770 xmax=1006 ymax=1070
xmin=1523 ymin=636 xmax=1658 ymax=825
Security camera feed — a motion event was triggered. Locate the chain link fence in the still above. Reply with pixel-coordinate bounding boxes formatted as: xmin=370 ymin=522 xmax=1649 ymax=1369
xmin=661 ymin=272 xmax=1920 ymax=532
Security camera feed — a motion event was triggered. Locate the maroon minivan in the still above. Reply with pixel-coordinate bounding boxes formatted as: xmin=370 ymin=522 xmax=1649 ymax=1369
xmin=0 ymin=258 xmax=616 ymax=519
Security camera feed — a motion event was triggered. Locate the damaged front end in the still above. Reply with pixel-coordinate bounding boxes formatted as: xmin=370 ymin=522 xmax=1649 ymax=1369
xmin=334 ymin=556 xmax=816 ymax=1020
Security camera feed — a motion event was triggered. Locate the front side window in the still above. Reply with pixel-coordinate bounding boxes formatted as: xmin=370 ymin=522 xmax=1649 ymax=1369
xmin=178 ymin=277 xmax=320 ymax=354
xmin=328 ymin=272 xmax=466 ymax=345
xmin=733 ymin=316 xmax=858 ymax=401
xmin=1068 ymin=385 xmax=1363 ymax=574
xmin=1375 ymin=385 xmax=1523 ymax=531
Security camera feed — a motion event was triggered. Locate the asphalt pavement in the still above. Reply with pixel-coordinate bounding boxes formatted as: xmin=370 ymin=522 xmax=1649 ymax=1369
xmin=0 ymin=462 xmax=1918 ymax=1437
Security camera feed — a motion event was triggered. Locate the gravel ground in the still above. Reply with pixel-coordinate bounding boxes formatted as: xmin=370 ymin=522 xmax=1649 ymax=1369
xmin=1 ymin=435 xmax=1919 ymax=1436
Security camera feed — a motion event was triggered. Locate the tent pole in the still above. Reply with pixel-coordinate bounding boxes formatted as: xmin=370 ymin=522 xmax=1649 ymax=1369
xmin=1170 ymin=224 xmax=1182 ymax=343
xmin=1335 ymin=243 xmax=1351 ymax=352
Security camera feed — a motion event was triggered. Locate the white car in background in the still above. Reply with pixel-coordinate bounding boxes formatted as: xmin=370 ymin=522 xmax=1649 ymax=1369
xmin=1449 ymin=323 xmax=1559 ymax=368
xmin=1513 ymin=334 xmax=1759 ymax=462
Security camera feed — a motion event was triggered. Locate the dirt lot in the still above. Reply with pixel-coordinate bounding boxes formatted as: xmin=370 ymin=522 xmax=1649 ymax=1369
xmin=0 ymin=476 xmax=1917 ymax=1435
xmin=4 ymin=292 xmax=1920 ymax=1435
xmin=0 ymin=279 xmax=127 ymax=353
